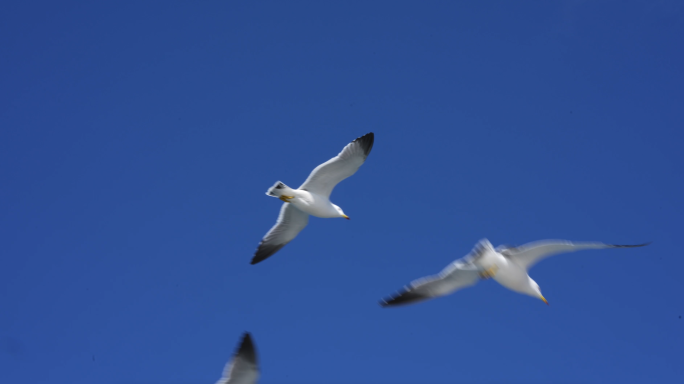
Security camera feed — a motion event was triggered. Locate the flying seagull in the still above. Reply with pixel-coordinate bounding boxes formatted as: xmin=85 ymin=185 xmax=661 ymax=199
xmin=380 ymin=239 xmax=650 ymax=307
xmin=251 ymin=132 xmax=374 ymax=264
xmin=216 ymin=332 xmax=259 ymax=384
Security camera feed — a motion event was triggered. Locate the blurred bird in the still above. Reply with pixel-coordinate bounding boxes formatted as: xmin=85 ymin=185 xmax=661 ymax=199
xmin=380 ymin=239 xmax=650 ymax=307
xmin=216 ymin=332 xmax=259 ymax=384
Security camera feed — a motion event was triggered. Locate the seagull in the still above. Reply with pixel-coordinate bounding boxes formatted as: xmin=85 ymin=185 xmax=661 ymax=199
xmin=216 ymin=332 xmax=259 ymax=384
xmin=380 ymin=239 xmax=650 ymax=307
xmin=251 ymin=133 xmax=374 ymax=264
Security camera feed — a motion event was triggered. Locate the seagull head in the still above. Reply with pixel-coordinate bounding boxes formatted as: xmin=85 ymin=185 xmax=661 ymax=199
xmin=333 ymin=205 xmax=350 ymax=220
xmin=527 ymin=278 xmax=549 ymax=305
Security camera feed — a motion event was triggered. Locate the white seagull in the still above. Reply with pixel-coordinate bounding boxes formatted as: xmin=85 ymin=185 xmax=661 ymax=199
xmin=380 ymin=239 xmax=650 ymax=307
xmin=251 ymin=133 xmax=374 ymax=264
xmin=216 ymin=332 xmax=259 ymax=384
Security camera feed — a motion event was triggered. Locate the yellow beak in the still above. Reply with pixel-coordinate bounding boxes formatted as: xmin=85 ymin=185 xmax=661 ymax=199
xmin=540 ymin=295 xmax=549 ymax=305
xmin=342 ymin=214 xmax=350 ymax=220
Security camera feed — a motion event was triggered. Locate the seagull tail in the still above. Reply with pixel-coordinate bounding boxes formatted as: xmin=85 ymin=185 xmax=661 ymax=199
xmin=266 ymin=181 xmax=295 ymax=198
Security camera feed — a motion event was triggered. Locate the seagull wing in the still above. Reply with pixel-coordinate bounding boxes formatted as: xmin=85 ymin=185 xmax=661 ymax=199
xmin=298 ymin=133 xmax=374 ymax=197
xmin=251 ymin=203 xmax=309 ymax=264
xmin=500 ymin=240 xmax=651 ymax=270
xmin=380 ymin=259 xmax=481 ymax=307
xmin=217 ymin=332 xmax=259 ymax=384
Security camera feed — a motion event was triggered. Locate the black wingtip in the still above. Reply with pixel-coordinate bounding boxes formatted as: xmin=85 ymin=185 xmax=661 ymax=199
xmin=236 ymin=332 xmax=257 ymax=364
xmin=353 ymin=132 xmax=374 ymax=158
xmin=379 ymin=289 xmax=429 ymax=307
xmin=250 ymin=253 xmax=263 ymax=265
xmin=240 ymin=331 xmax=253 ymax=345
xmin=379 ymin=298 xmax=399 ymax=308
xmin=251 ymin=242 xmax=286 ymax=265
xmin=610 ymin=242 xmax=652 ymax=248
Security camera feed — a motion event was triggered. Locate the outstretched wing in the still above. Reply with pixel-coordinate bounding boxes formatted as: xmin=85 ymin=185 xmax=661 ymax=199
xmin=380 ymin=258 xmax=481 ymax=307
xmin=298 ymin=133 xmax=374 ymax=197
xmin=251 ymin=203 xmax=309 ymax=264
xmin=500 ymin=240 xmax=650 ymax=270
xmin=217 ymin=332 xmax=259 ymax=384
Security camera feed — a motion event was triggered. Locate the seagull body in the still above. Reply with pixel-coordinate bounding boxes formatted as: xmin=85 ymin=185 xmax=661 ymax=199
xmin=251 ymin=133 xmax=374 ymax=264
xmin=380 ymin=239 xmax=650 ymax=307
xmin=470 ymin=240 xmax=535 ymax=298
xmin=269 ymin=187 xmax=344 ymax=218
xmin=216 ymin=332 xmax=259 ymax=384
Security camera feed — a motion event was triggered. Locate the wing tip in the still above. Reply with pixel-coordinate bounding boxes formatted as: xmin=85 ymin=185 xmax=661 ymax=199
xmin=251 ymin=242 xmax=286 ymax=265
xmin=379 ymin=289 xmax=428 ymax=307
xmin=250 ymin=252 xmax=270 ymax=265
xmin=236 ymin=332 xmax=257 ymax=364
xmin=353 ymin=132 xmax=374 ymax=157
xmin=250 ymin=251 xmax=265 ymax=265
xmin=609 ymin=242 xmax=652 ymax=248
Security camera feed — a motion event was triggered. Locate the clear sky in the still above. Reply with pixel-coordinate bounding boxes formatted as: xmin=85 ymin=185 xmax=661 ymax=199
xmin=1 ymin=1 xmax=683 ymax=383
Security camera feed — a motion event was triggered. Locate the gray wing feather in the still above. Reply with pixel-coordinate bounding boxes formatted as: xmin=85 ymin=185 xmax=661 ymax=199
xmin=500 ymin=240 xmax=650 ymax=270
xmin=251 ymin=204 xmax=309 ymax=264
xmin=298 ymin=133 xmax=374 ymax=197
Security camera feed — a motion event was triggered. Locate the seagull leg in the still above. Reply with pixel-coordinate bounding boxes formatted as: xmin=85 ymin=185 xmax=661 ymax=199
xmin=479 ymin=265 xmax=499 ymax=280
xmin=279 ymin=195 xmax=295 ymax=203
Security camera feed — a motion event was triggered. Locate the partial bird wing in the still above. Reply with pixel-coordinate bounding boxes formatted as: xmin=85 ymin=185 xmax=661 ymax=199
xmin=462 ymin=238 xmax=496 ymax=264
xmin=380 ymin=258 xmax=481 ymax=307
xmin=217 ymin=332 xmax=259 ymax=384
xmin=500 ymin=240 xmax=651 ymax=270
xmin=298 ymin=133 xmax=374 ymax=197
xmin=251 ymin=203 xmax=309 ymax=264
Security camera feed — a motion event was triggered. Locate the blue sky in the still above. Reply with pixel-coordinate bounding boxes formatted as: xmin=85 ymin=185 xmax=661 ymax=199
xmin=1 ymin=1 xmax=683 ymax=383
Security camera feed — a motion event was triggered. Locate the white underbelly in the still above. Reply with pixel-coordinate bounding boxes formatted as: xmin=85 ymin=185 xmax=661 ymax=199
xmin=291 ymin=192 xmax=337 ymax=218
xmin=493 ymin=263 xmax=530 ymax=294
